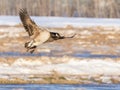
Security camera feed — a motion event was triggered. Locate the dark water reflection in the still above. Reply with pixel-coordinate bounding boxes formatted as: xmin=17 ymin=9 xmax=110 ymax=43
xmin=0 ymin=51 xmax=120 ymax=58
xmin=73 ymin=53 xmax=120 ymax=58
xmin=0 ymin=84 xmax=120 ymax=90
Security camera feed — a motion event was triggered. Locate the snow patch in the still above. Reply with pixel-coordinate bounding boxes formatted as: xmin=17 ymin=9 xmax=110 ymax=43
xmin=12 ymin=58 xmax=43 ymax=66
xmin=0 ymin=16 xmax=120 ymax=27
xmin=0 ymin=58 xmax=119 ymax=75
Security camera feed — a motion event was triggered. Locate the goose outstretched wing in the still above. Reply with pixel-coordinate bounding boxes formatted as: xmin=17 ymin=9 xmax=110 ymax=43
xmin=19 ymin=9 xmax=40 ymax=38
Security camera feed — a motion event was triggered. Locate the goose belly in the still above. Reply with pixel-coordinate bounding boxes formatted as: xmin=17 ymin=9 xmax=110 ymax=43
xmin=34 ymin=31 xmax=50 ymax=45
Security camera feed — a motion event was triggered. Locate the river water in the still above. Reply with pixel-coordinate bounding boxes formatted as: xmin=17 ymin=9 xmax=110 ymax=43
xmin=0 ymin=84 xmax=120 ymax=90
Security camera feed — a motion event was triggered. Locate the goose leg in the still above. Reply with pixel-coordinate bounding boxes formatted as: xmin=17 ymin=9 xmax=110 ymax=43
xmin=27 ymin=46 xmax=37 ymax=53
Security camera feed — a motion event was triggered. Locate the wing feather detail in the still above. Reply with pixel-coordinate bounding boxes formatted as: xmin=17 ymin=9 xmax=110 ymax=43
xmin=19 ymin=9 xmax=40 ymax=37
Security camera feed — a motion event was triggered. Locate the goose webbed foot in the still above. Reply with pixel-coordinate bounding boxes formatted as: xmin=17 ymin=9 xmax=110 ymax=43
xmin=29 ymin=49 xmax=35 ymax=54
xmin=26 ymin=46 xmax=37 ymax=54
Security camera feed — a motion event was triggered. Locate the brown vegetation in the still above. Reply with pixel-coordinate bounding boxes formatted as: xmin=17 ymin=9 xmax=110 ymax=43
xmin=0 ymin=74 xmax=120 ymax=84
xmin=0 ymin=0 xmax=120 ymax=18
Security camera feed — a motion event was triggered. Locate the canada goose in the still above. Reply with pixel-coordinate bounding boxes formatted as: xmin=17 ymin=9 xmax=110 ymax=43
xmin=19 ymin=9 xmax=75 ymax=53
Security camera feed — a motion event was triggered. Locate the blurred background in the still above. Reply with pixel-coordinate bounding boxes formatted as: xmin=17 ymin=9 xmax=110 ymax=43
xmin=0 ymin=0 xmax=120 ymax=18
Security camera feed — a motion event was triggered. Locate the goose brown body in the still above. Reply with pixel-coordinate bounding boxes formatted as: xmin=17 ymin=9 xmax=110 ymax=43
xmin=19 ymin=9 xmax=75 ymax=53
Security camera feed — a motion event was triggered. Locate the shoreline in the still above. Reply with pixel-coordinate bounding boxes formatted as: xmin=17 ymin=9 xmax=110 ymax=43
xmin=0 ymin=74 xmax=120 ymax=84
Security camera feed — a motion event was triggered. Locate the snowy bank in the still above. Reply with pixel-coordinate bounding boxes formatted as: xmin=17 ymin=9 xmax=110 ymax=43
xmin=0 ymin=16 xmax=120 ymax=27
xmin=0 ymin=57 xmax=120 ymax=84
xmin=0 ymin=57 xmax=120 ymax=75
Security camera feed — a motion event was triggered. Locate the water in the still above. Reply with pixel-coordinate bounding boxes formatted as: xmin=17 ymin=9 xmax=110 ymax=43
xmin=0 ymin=84 xmax=120 ymax=90
xmin=0 ymin=52 xmax=120 ymax=58
xmin=73 ymin=53 xmax=120 ymax=58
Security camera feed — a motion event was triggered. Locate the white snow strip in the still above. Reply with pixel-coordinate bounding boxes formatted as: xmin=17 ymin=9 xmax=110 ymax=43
xmin=0 ymin=16 xmax=120 ymax=27
xmin=0 ymin=58 xmax=120 ymax=75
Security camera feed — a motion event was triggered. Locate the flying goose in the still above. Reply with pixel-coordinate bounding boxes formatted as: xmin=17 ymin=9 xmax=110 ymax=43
xmin=19 ymin=9 xmax=75 ymax=53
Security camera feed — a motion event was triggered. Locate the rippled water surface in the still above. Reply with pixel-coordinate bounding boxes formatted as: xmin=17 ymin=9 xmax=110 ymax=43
xmin=0 ymin=84 xmax=120 ymax=90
